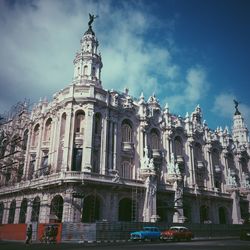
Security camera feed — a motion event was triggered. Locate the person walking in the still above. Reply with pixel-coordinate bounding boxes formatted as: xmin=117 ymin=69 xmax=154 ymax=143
xmin=25 ymin=224 xmax=32 ymax=244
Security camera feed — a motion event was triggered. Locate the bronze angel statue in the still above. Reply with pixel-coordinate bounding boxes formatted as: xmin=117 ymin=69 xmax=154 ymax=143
xmin=88 ymin=13 xmax=98 ymax=27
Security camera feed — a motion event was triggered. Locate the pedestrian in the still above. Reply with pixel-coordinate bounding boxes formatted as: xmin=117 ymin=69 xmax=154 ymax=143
xmin=25 ymin=224 xmax=32 ymax=244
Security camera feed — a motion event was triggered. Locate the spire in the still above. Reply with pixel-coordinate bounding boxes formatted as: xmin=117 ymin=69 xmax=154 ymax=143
xmin=232 ymin=100 xmax=249 ymax=144
xmin=72 ymin=14 xmax=102 ymax=88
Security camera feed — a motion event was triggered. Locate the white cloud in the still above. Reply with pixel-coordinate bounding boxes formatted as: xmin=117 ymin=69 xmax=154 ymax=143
xmin=163 ymin=66 xmax=210 ymax=114
xmin=0 ymin=0 xmax=210 ymax=122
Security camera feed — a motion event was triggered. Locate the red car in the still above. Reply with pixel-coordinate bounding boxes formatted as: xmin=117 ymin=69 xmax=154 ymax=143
xmin=161 ymin=226 xmax=194 ymax=241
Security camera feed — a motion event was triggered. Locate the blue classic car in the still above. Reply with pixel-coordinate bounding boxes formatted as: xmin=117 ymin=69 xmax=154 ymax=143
xmin=130 ymin=226 xmax=161 ymax=241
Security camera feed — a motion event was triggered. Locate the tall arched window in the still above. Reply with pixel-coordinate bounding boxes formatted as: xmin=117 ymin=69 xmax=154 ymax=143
xmin=82 ymin=195 xmax=101 ymax=222
xmin=121 ymin=161 xmax=132 ymax=179
xmin=94 ymin=113 xmax=102 ymax=135
xmin=174 ymin=136 xmax=183 ymax=156
xmin=150 ymin=129 xmax=160 ymax=149
xmin=19 ymin=198 xmax=28 ymax=223
xmin=228 ymin=153 xmax=235 ymax=170
xmin=60 ymin=113 xmax=66 ymax=139
xmin=8 ymin=200 xmax=16 ymax=224
xmin=44 ymin=118 xmax=52 ymax=141
xmin=241 ymin=158 xmax=248 ymax=173
xmin=194 ymin=143 xmax=204 ymax=187
xmin=32 ymin=124 xmax=40 ymax=147
xmin=50 ymin=195 xmax=63 ymax=222
xmin=74 ymin=111 xmax=85 ymax=134
xmin=31 ymin=197 xmax=40 ymax=222
xmin=121 ymin=120 xmax=133 ymax=143
xmin=0 ymin=139 xmax=7 ymax=158
xmin=83 ymin=65 xmax=88 ymax=75
xmin=22 ymin=130 xmax=29 ymax=150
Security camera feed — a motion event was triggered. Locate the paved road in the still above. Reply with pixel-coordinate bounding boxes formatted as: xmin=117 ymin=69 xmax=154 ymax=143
xmin=1 ymin=239 xmax=250 ymax=250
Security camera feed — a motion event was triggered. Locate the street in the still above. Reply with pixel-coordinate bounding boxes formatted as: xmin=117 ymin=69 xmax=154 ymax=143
xmin=0 ymin=239 xmax=250 ymax=250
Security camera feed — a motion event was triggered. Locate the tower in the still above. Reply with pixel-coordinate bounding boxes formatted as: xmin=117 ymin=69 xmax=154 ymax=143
xmin=232 ymin=100 xmax=249 ymax=144
xmin=73 ymin=15 xmax=103 ymax=88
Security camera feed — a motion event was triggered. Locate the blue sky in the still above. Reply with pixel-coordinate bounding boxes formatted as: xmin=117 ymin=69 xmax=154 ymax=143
xmin=0 ymin=0 xmax=250 ymax=131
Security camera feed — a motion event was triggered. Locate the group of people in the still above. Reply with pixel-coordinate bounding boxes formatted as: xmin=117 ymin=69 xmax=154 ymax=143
xmin=25 ymin=224 xmax=58 ymax=244
xmin=40 ymin=225 xmax=58 ymax=243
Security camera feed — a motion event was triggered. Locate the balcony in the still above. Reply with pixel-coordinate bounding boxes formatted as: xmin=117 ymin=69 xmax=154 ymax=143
xmin=152 ymin=149 xmax=161 ymax=158
xmin=122 ymin=142 xmax=134 ymax=152
xmin=74 ymin=132 xmax=84 ymax=145
xmin=197 ymin=161 xmax=205 ymax=170
xmin=176 ymin=155 xmax=184 ymax=164
xmin=214 ymin=165 xmax=221 ymax=173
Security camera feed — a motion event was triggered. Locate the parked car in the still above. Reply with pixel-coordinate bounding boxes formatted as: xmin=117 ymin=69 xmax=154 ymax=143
xmin=130 ymin=226 xmax=161 ymax=241
xmin=160 ymin=226 xmax=194 ymax=241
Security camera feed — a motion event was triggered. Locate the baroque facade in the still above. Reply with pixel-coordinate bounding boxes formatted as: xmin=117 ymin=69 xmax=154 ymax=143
xmin=0 ymin=21 xmax=250 ymax=226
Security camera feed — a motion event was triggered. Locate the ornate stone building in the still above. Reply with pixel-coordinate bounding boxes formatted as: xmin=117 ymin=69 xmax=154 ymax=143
xmin=0 ymin=20 xmax=250 ymax=226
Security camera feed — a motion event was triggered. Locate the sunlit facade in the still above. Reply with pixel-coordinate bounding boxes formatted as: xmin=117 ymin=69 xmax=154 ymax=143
xmin=0 ymin=22 xmax=250 ymax=225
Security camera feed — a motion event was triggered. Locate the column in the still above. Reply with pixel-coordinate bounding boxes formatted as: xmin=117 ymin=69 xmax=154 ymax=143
xmin=82 ymin=105 xmax=94 ymax=172
xmin=39 ymin=194 xmax=50 ymax=223
xmin=2 ymin=200 xmax=10 ymax=224
xmin=206 ymin=145 xmax=214 ymax=190
xmin=187 ymin=139 xmax=196 ymax=187
xmin=108 ymin=121 xmax=113 ymax=171
xmin=100 ymin=115 xmax=108 ymax=175
xmin=113 ymin=122 xmax=117 ymax=171
xmin=62 ymin=189 xmax=74 ymax=222
xmin=25 ymin=199 xmax=33 ymax=224
xmin=231 ymin=190 xmax=242 ymax=224
xmin=62 ymin=109 xmax=73 ymax=172
xmin=14 ymin=199 xmax=21 ymax=224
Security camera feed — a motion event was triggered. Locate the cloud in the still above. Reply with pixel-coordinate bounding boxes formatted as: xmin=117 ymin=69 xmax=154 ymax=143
xmin=163 ymin=66 xmax=210 ymax=114
xmin=0 ymin=0 xmax=210 ymax=123
xmin=0 ymin=0 xmax=178 ymax=113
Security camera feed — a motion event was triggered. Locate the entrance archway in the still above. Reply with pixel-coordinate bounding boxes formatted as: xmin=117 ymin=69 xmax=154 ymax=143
xmin=119 ymin=198 xmax=132 ymax=221
xmin=82 ymin=195 xmax=101 ymax=222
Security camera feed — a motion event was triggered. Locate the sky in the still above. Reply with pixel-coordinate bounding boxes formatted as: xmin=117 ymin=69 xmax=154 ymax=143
xmin=0 ymin=0 xmax=250 ymax=131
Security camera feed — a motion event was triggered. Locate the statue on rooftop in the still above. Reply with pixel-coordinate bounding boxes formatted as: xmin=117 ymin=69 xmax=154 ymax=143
xmin=88 ymin=13 xmax=98 ymax=27
xmin=233 ymin=99 xmax=241 ymax=115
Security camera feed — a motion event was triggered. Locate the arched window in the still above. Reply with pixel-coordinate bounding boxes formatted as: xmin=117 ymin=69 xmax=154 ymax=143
xmin=241 ymin=158 xmax=248 ymax=173
xmin=44 ymin=118 xmax=52 ymax=141
xmin=32 ymin=124 xmax=40 ymax=147
xmin=60 ymin=113 xmax=66 ymax=139
xmin=194 ymin=143 xmax=204 ymax=187
xmin=0 ymin=139 xmax=7 ymax=158
xmin=82 ymin=195 xmax=101 ymax=222
xmin=228 ymin=153 xmax=235 ymax=170
xmin=50 ymin=195 xmax=63 ymax=222
xmin=19 ymin=198 xmax=28 ymax=223
xmin=212 ymin=149 xmax=220 ymax=170
xmin=150 ymin=129 xmax=160 ymax=149
xmin=0 ymin=202 xmax=4 ymax=224
xmin=92 ymin=67 xmax=96 ymax=77
xmin=174 ymin=136 xmax=183 ymax=156
xmin=8 ymin=200 xmax=16 ymax=224
xmin=94 ymin=113 xmax=102 ymax=135
xmin=72 ymin=148 xmax=82 ymax=171
xmin=10 ymin=135 xmax=19 ymax=155
xmin=74 ymin=111 xmax=85 ymax=134
xmin=121 ymin=161 xmax=132 ymax=179
xmin=121 ymin=120 xmax=133 ymax=143
xmin=83 ymin=65 xmax=88 ymax=75
xmin=22 ymin=130 xmax=29 ymax=150
xmin=194 ymin=143 xmax=203 ymax=162
xmin=31 ymin=197 xmax=40 ymax=222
